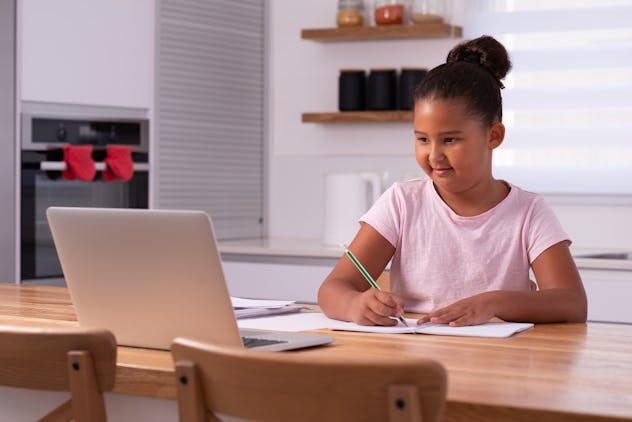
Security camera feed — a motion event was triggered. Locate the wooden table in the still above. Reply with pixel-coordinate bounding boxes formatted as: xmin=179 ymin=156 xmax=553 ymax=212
xmin=2 ymin=284 xmax=632 ymax=421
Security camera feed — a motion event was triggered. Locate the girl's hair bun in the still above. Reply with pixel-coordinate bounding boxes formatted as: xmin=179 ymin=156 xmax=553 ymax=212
xmin=446 ymin=35 xmax=512 ymax=88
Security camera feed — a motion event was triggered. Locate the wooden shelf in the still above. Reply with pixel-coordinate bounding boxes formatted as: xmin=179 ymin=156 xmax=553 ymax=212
xmin=300 ymin=23 xmax=458 ymax=124
xmin=301 ymin=23 xmax=462 ymax=42
xmin=302 ymin=111 xmax=413 ymax=123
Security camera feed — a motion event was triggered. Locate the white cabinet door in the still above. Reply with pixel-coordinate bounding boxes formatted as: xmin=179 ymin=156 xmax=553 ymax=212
xmin=20 ymin=0 xmax=153 ymax=108
xmin=580 ymin=268 xmax=632 ymax=323
xmin=222 ymin=261 xmax=332 ymax=304
xmin=222 ymin=261 xmax=632 ymax=322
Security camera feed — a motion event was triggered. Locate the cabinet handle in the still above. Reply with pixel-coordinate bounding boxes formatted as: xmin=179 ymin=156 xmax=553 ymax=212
xmin=40 ymin=161 xmax=149 ymax=172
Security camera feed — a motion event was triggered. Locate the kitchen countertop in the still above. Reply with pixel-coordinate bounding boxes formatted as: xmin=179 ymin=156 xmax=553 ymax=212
xmin=219 ymin=237 xmax=343 ymax=259
xmin=219 ymin=238 xmax=632 ymax=271
xmin=572 ymin=253 xmax=632 ymax=271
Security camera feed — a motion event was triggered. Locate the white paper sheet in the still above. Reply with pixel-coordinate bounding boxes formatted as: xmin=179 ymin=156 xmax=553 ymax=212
xmin=234 ymin=306 xmax=303 ymax=319
xmin=326 ymin=318 xmax=418 ymax=334
xmin=237 ymin=312 xmax=332 ymax=332
xmin=327 ymin=318 xmax=534 ymax=338
xmin=230 ymin=297 xmax=295 ymax=309
xmin=237 ymin=313 xmax=534 ymax=338
xmin=414 ymin=321 xmax=534 ymax=338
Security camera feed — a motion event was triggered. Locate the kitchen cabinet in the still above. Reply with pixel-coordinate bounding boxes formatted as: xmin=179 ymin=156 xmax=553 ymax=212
xmin=1 ymin=0 xmax=17 ymax=283
xmin=219 ymin=242 xmax=632 ymax=324
xmin=219 ymin=238 xmax=339 ymax=303
xmin=20 ymin=0 xmax=153 ymax=109
xmin=580 ymin=268 xmax=632 ymax=323
xmin=154 ymin=0 xmax=265 ymax=239
xmin=222 ymin=260 xmax=333 ymax=304
xmin=301 ymin=23 xmax=462 ymax=123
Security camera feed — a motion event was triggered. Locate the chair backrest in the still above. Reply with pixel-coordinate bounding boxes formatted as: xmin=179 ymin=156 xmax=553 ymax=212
xmin=0 ymin=325 xmax=117 ymax=422
xmin=172 ymin=337 xmax=447 ymax=422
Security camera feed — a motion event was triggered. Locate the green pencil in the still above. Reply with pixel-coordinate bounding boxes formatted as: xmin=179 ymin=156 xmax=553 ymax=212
xmin=342 ymin=245 xmax=408 ymax=327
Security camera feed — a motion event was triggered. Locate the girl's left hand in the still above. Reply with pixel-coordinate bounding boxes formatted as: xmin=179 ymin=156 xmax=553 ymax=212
xmin=417 ymin=292 xmax=497 ymax=327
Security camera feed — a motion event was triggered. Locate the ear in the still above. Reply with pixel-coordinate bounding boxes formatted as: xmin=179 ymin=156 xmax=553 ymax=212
xmin=488 ymin=121 xmax=505 ymax=150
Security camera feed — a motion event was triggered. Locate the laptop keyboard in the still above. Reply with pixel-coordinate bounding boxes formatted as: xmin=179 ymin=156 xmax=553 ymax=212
xmin=241 ymin=336 xmax=287 ymax=348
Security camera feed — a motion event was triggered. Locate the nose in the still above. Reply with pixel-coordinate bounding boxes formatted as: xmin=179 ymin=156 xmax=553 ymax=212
xmin=428 ymin=142 xmax=445 ymax=165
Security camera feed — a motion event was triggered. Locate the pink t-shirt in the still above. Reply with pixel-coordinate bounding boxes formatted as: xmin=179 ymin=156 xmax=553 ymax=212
xmin=360 ymin=178 xmax=570 ymax=313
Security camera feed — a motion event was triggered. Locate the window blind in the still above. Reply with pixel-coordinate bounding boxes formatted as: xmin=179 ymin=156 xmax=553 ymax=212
xmin=155 ymin=0 xmax=265 ymax=239
xmin=464 ymin=0 xmax=632 ymax=194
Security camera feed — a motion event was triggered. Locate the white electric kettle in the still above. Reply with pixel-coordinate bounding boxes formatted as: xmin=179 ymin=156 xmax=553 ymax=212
xmin=322 ymin=172 xmax=383 ymax=246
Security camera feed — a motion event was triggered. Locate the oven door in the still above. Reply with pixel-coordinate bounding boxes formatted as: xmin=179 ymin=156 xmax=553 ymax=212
xmin=20 ymin=151 xmax=149 ymax=282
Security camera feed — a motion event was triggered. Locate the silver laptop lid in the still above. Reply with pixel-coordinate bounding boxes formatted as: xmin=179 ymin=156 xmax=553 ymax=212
xmin=47 ymin=207 xmax=243 ymax=349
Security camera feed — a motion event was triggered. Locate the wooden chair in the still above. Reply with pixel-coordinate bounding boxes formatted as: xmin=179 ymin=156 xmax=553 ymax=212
xmin=0 ymin=325 xmax=117 ymax=422
xmin=172 ymin=337 xmax=447 ymax=422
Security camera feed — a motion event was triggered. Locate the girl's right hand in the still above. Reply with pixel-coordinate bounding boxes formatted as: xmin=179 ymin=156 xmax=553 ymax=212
xmin=347 ymin=288 xmax=406 ymax=326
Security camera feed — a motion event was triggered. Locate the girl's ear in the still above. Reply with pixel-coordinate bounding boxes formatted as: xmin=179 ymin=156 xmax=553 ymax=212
xmin=488 ymin=121 xmax=505 ymax=150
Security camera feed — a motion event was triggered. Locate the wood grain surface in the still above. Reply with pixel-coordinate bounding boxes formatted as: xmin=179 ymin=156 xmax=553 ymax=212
xmin=301 ymin=24 xmax=462 ymax=42
xmin=302 ymin=111 xmax=413 ymax=123
xmin=1 ymin=284 xmax=631 ymax=421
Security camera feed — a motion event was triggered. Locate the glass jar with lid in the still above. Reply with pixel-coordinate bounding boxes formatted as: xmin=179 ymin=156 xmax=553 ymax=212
xmin=411 ymin=0 xmax=446 ymax=24
xmin=337 ymin=0 xmax=364 ymax=28
xmin=374 ymin=0 xmax=409 ymax=25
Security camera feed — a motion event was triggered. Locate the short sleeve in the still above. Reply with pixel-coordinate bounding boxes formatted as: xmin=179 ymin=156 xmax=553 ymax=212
xmin=359 ymin=184 xmax=403 ymax=248
xmin=526 ymin=196 xmax=571 ymax=263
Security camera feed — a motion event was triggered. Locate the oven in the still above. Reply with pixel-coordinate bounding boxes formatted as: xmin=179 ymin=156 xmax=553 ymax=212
xmin=19 ymin=103 xmax=149 ymax=283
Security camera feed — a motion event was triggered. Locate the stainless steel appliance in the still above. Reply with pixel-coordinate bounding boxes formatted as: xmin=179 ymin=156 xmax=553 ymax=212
xmin=19 ymin=102 xmax=149 ymax=283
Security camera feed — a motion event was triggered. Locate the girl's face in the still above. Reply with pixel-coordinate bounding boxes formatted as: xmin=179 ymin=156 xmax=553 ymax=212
xmin=413 ymin=98 xmax=504 ymax=197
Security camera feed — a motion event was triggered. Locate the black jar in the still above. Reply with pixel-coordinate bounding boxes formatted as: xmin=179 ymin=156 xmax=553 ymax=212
xmin=399 ymin=67 xmax=427 ymax=110
xmin=338 ymin=69 xmax=366 ymax=111
xmin=367 ymin=68 xmax=397 ymax=111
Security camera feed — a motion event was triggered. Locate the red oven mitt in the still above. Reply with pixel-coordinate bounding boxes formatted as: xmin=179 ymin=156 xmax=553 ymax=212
xmin=103 ymin=145 xmax=134 ymax=182
xmin=62 ymin=145 xmax=96 ymax=181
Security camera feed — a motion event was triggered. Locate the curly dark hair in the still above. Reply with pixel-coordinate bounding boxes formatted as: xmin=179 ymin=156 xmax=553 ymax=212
xmin=414 ymin=35 xmax=512 ymax=126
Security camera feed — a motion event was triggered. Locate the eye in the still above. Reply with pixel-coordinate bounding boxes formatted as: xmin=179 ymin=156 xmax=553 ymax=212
xmin=416 ymin=137 xmax=429 ymax=144
xmin=444 ymin=137 xmax=458 ymax=144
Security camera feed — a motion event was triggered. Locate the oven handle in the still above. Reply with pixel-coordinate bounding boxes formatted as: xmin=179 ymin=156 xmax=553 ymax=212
xmin=40 ymin=161 xmax=150 ymax=172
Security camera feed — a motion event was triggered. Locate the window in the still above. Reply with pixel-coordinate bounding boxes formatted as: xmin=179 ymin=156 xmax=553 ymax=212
xmin=464 ymin=0 xmax=632 ymax=194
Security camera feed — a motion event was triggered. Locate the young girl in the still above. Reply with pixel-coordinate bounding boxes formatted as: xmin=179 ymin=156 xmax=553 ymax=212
xmin=318 ymin=36 xmax=587 ymax=327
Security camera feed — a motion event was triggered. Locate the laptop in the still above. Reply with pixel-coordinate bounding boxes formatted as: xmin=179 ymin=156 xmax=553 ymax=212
xmin=46 ymin=207 xmax=333 ymax=351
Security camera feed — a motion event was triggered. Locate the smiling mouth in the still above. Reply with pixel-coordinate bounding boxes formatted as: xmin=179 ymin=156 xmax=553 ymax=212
xmin=432 ymin=167 xmax=453 ymax=176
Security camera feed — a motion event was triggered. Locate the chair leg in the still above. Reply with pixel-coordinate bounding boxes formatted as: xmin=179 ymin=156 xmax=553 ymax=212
xmin=175 ymin=360 xmax=212 ymax=422
xmin=67 ymin=350 xmax=107 ymax=422
xmin=38 ymin=399 xmax=73 ymax=422
xmin=388 ymin=384 xmax=423 ymax=422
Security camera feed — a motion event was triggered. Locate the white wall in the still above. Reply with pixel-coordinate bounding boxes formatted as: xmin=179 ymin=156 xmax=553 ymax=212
xmin=266 ymin=0 xmax=632 ymax=250
xmin=267 ymin=0 xmax=461 ymax=239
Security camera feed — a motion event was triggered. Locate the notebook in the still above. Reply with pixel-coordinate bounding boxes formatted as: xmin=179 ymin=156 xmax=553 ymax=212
xmin=325 ymin=318 xmax=534 ymax=338
xmin=46 ymin=207 xmax=333 ymax=351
